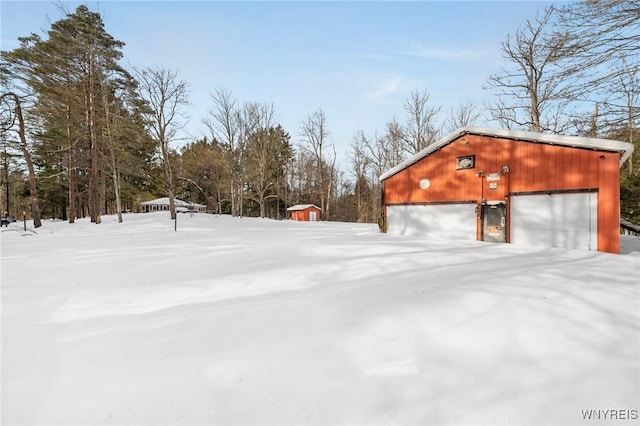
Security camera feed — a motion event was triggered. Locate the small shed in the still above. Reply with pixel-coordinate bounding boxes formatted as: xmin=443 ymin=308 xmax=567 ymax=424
xmin=379 ymin=127 xmax=634 ymax=254
xmin=140 ymin=197 xmax=207 ymax=213
xmin=287 ymin=204 xmax=321 ymax=221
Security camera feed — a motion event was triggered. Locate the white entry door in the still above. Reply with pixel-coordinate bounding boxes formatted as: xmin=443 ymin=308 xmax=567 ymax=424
xmin=309 ymin=211 xmax=317 ymax=221
xmin=510 ymin=192 xmax=597 ymax=250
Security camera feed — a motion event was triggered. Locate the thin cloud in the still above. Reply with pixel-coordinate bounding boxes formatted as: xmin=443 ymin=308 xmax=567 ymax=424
xmin=401 ymin=42 xmax=487 ymax=61
xmin=364 ymin=76 xmax=404 ymax=101
xmin=357 ymin=51 xmax=398 ymax=62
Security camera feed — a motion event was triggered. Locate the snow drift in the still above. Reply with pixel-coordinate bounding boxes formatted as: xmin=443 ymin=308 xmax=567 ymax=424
xmin=1 ymin=212 xmax=638 ymax=425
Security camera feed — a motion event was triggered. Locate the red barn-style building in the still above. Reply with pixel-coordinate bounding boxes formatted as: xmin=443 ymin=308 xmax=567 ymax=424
xmin=287 ymin=204 xmax=321 ymax=221
xmin=379 ymin=127 xmax=633 ymax=254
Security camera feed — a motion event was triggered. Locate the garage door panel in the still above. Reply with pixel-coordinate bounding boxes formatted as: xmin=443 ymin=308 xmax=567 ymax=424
xmin=387 ymin=204 xmax=476 ymax=240
xmin=510 ymin=192 xmax=597 ymax=250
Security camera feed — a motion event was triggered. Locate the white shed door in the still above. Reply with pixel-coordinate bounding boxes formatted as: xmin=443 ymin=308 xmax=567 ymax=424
xmin=386 ymin=203 xmax=477 ymax=240
xmin=510 ymin=192 xmax=597 ymax=250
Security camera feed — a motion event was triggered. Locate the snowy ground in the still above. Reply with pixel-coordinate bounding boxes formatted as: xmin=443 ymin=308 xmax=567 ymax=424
xmin=1 ymin=212 xmax=639 ymax=426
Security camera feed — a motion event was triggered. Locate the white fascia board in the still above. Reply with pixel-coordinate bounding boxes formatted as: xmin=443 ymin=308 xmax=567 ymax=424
xmin=379 ymin=127 xmax=634 ymax=182
xmin=286 ymin=204 xmax=320 ymax=211
xmin=465 ymin=127 xmax=634 ymax=166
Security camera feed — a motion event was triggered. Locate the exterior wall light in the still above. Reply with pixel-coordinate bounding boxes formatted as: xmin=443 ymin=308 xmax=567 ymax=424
xmin=501 ymin=165 xmax=510 ymax=175
xmin=476 ymin=170 xmax=484 ymax=178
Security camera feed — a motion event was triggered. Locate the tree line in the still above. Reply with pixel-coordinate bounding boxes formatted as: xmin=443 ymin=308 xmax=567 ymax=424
xmin=1 ymin=1 xmax=638 ymax=227
xmin=348 ymin=1 xmax=639 ymax=224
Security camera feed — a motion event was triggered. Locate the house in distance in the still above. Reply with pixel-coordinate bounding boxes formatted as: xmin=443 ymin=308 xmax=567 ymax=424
xmin=287 ymin=204 xmax=321 ymax=221
xmin=139 ymin=197 xmax=207 ymax=213
xmin=379 ymin=127 xmax=634 ymax=254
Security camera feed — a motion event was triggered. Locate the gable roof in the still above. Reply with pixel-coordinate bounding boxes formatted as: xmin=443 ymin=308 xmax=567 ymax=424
xmin=286 ymin=204 xmax=320 ymax=211
xmin=379 ymin=126 xmax=634 ymax=182
xmin=140 ymin=197 xmax=206 ymax=207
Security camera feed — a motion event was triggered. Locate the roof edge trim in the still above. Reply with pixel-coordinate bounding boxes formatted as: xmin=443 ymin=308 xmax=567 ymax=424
xmin=379 ymin=126 xmax=634 ymax=181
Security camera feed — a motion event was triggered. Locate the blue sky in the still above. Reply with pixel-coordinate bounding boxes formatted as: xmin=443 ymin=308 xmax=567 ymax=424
xmin=1 ymin=1 xmax=556 ymax=166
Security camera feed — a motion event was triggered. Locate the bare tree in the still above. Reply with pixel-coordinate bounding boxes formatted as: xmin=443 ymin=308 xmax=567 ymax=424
xmin=485 ymin=6 xmax=577 ymax=133
xmin=349 ymin=131 xmax=372 ymax=222
xmin=348 ymin=122 xmax=406 ymax=223
xmin=401 ymin=89 xmax=442 ymax=155
xmin=553 ymin=1 xmax=640 ymax=225
xmin=577 ymin=56 xmax=639 ymax=139
xmin=0 ymin=92 xmax=41 ymax=227
xmin=299 ymin=109 xmax=335 ymax=218
xmin=556 ymin=0 xmax=639 ymax=93
xmin=603 ymin=57 xmax=639 ymax=175
xmin=287 ymin=149 xmax=314 ymax=207
xmin=617 ymin=59 xmax=639 ymax=175
xmin=136 ymin=67 xmax=189 ymax=220
xmin=246 ymin=124 xmax=273 ymax=218
xmin=245 ymin=109 xmax=292 ymax=218
xmin=446 ymin=100 xmax=483 ymax=133
xmin=204 ymin=88 xmax=244 ymax=216
xmin=235 ymin=101 xmax=262 ymax=217
xmin=101 ymin=92 xmax=122 ymax=223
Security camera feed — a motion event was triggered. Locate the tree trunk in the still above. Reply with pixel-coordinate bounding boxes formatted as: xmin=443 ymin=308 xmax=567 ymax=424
xmin=6 ymin=93 xmax=42 ymax=227
xmin=160 ymin=140 xmax=176 ymax=220
xmin=100 ymin=159 xmax=107 ymax=215
xmin=67 ymin=107 xmax=76 ymax=223
xmin=88 ymin=54 xmax=101 ymax=224
xmin=103 ymin=93 xmax=123 ymax=223
xmin=276 ymin=173 xmax=280 ymax=220
xmin=230 ymin=173 xmax=237 ymax=216
xmin=2 ymin=148 xmax=9 ymax=216
xmin=114 ymin=167 xmax=123 ymax=223
xmin=239 ymin=173 xmax=244 ymax=218
xmin=259 ymin=189 xmax=266 ymax=218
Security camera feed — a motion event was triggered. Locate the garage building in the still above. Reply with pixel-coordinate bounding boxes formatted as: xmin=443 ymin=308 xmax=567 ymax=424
xmin=379 ymin=127 xmax=634 ymax=254
xmin=287 ymin=204 xmax=321 ymax=221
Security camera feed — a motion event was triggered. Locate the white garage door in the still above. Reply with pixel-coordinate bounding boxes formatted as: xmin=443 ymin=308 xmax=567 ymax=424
xmin=510 ymin=192 xmax=597 ymax=250
xmin=386 ymin=203 xmax=477 ymax=240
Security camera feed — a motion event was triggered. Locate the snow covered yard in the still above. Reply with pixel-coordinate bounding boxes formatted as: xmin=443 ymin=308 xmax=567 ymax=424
xmin=1 ymin=212 xmax=639 ymax=426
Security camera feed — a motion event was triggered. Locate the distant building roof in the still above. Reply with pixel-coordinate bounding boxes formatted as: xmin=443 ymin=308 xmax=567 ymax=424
xmin=379 ymin=126 xmax=634 ymax=181
xmin=286 ymin=204 xmax=320 ymax=211
xmin=140 ymin=197 xmax=206 ymax=208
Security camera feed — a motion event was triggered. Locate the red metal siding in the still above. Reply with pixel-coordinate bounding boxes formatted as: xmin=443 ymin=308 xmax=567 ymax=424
xmin=290 ymin=207 xmax=321 ymax=221
xmin=597 ymin=153 xmax=620 ymax=254
xmin=383 ymin=134 xmax=622 ymax=253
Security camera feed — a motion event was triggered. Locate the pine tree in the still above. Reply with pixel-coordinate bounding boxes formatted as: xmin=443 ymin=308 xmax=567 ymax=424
xmin=2 ymin=5 xmax=151 ymax=222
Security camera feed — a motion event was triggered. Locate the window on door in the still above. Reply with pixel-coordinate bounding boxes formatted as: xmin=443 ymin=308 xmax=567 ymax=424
xmin=485 ymin=205 xmax=504 ymax=227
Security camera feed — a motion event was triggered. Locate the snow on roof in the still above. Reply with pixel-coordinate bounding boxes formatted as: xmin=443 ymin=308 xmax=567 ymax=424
xmin=139 ymin=197 xmax=206 ymax=207
xmin=286 ymin=204 xmax=320 ymax=211
xmin=379 ymin=126 xmax=635 ymax=181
